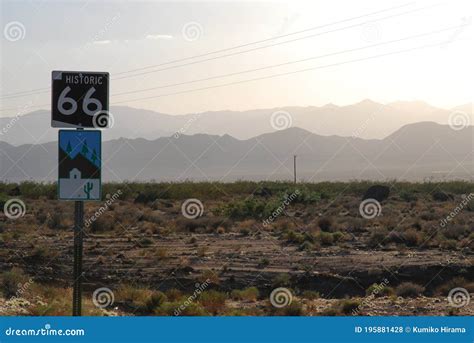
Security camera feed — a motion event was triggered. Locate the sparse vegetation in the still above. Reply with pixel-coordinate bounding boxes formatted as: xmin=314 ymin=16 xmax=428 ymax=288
xmin=1 ymin=181 xmax=473 ymax=316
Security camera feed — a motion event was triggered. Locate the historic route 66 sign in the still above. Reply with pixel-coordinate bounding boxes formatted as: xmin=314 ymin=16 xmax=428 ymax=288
xmin=51 ymin=71 xmax=109 ymax=128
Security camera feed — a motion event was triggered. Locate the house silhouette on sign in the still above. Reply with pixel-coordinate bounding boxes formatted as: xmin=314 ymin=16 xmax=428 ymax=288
xmin=70 ymin=168 xmax=81 ymax=180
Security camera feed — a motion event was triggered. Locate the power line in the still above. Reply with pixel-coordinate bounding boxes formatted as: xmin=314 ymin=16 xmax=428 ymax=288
xmin=113 ymin=2 xmax=415 ymax=76
xmin=0 ymin=39 xmax=455 ymax=113
xmin=112 ymin=3 xmax=438 ymax=81
xmin=111 ymin=25 xmax=462 ymax=97
xmin=0 ymin=2 xmax=434 ymax=100
xmin=112 ymin=41 xmax=447 ymax=104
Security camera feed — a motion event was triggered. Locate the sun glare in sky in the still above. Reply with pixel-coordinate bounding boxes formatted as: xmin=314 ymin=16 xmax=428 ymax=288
xmin=0 ymin=0 xmax=472 ymax=116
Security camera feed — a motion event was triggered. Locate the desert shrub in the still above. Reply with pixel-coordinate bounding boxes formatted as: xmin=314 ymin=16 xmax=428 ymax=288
xmin=1 ymin=267 xmax=29 ymax=298
xmin=145 ymin=291 xmax=167 ymax=312
xmin=402 ymin=229 xmax=423 ymax=247
xmin=199 ymin=290 xmax=227 ymax=315
xmin=368 ymin=228 xmax=388 ymax=247
xmin=155 ymin=301 xmax=208 ymax=316
xmin=340 ymin=299 xmax=361 ymax=315
xmin=30 ymin=246 xmax=51 ymax=260
xmin=47 ymin=212 xmax=67 ymax=230
xmin=138 ymin=237 xmax=153 ymax=246
xmin=282 ymin=301 xmax=304 ymax=316
xmin=321 ymin=299 xmax=361 ymax=316
xmin=155 ymin=248 xmax=169 ymax=259
xmin=395 ymin=282 xmax=424 ymax=297
xmin=116 ymin=285 xmax=166 ymax=313
xmin=439 ymin=239 xmax=458 ymax=250
xmin=29 ymin=286 xmax=105 ymax=316
xmin=230 ymin=287 xmax=259 ymax=301
xmin=400 ymin=190 xmax=417 ymax=202
xmin=199 ymin=270 xmax=220 ymax=284
xmin=165 ymin=289 xmax=183 ymax=301
xmin=0 ymin=193 xmax=8 ymax=208
xmin=436 ymin=277 xmax=474 ymax=295
xmin=89 ymin=214 xmax=115 ymax=232
xmin=466 ymin=197 xmax=474 ymax=212
xmin=366 ymin=284 xmax=394 ymax=297
xmin=299 ymin=241 xmax=314 ymax=251
xmin=272 ymin=273 xmax=291 ymax=287
xmin=420 ymin=211 xmax=436 ymax=221
xmin=285 ymin=230 xmax=305 ymax=244
xmin=318 ymin=217 xmax=333 ymax=231
xmin=345 ymin=217 xmax=365 ymax=232
xmin=317 ymin=231 xmax=334 ymax=246
xmin=443 ymin=225 xmax=469 ymax=240
xmin=288 ymin=188 xmax=321 ymax=204
xmin=320 ymin=307 xmax=339 ymax=316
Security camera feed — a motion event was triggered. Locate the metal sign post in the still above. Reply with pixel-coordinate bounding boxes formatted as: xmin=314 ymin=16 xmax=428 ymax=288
xmin=72 ymin=200 xmax=84 ymax=316
xmin=52 ymin=70 xmax=108 ymax=316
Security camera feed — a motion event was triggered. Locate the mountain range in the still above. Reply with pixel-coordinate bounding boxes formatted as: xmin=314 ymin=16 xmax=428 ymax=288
xmin=0 ymin=100 xmax=471 ymax=146
xmin=1 ymin=122 xmax=472 ymax=182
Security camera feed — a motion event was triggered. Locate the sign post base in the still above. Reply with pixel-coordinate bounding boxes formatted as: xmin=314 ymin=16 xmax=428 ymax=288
xmin=72 ymin=200 xmax=84 ymax=316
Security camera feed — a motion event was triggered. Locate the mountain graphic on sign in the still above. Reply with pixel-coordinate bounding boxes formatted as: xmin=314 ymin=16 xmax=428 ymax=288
xmin=59 ymin=140 xmax=100 ymax=179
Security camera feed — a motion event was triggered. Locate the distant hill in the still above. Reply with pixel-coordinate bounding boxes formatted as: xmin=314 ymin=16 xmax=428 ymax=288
xmin=0 ymin=122 xmax=472 ymax=182
xmin=0 ymin=100 xmax=471 ymax=146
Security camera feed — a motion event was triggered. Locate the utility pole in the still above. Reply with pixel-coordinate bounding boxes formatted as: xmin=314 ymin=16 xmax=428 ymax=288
xmin=293 ymin=155 xmax=297 ymax=184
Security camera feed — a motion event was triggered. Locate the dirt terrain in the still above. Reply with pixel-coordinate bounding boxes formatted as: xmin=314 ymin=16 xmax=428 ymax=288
xmin=0 ymin=181 xmax=473 ymax=315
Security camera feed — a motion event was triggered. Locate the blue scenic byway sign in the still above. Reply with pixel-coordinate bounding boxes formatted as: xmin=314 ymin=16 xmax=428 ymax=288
xmin=58 ymin=130 xmax=101 ymax=200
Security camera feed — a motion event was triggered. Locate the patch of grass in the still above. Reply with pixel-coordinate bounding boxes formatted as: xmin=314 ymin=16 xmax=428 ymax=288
xmin=366 ymin=283 xmax=394 ymax=297
xmin=199 ymin=290 xmax=227 ymax=315
xmin=230 ymin=287 xmax=259 ymax=302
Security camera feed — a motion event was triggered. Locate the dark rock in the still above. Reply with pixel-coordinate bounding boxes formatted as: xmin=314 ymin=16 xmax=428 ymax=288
xmin=134 ymin=192 xmax=155 ymax=204
xmin=8 ymin=186 xmax=21 ymax=196
xmin=432 ymin=191 xmax=452 ymax=202
xmin=363 ymin=185 xmax=390 ymax=202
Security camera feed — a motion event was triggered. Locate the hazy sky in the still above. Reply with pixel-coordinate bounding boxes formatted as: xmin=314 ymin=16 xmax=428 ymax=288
xmin=0 ymin=0 xmax=472 ymax=117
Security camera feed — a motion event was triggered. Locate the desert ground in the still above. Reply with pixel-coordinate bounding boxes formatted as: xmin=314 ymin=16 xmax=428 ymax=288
xmin=0 ymin=181 xmax=473 ymax=316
